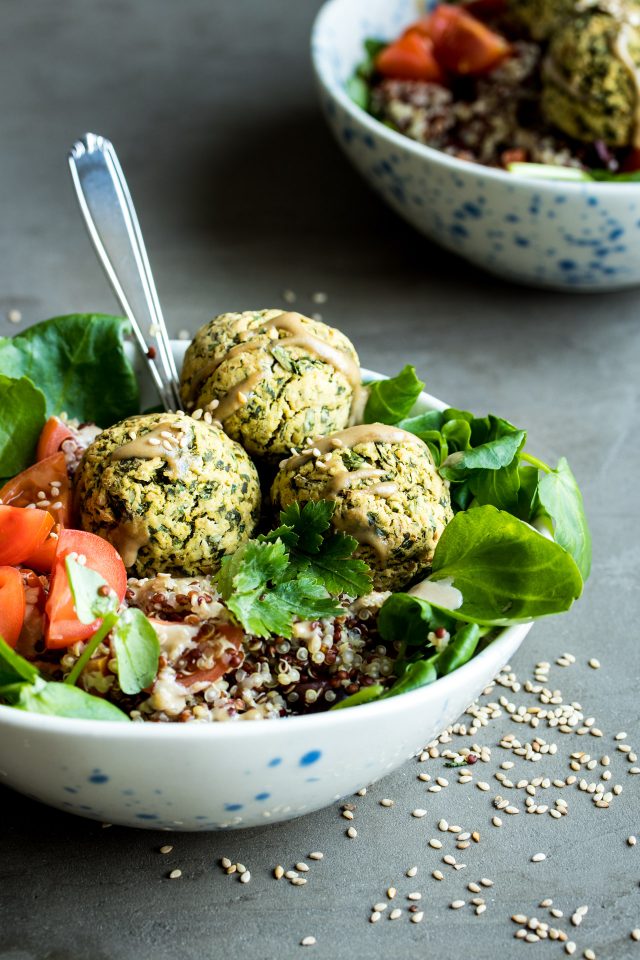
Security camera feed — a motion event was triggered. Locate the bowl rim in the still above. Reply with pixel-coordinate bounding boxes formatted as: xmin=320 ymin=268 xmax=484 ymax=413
xmin=0 ymin=350 xmax=534 ymax=738
xmin=310 ymin=0 xmax=637 ymax=196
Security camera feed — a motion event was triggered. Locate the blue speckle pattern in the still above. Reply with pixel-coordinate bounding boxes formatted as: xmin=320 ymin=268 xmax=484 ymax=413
xmin=268 ymin=757 xmax=282 ymax=767
xmin=311 ymin=0 xmax=640 ymax=290
xmin=300 ymin=750 xmax=322 ymax=766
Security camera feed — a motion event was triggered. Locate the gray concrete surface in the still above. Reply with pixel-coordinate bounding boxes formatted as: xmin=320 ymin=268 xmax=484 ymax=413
xmin=0 ymin=1 xmax=638 ymax=958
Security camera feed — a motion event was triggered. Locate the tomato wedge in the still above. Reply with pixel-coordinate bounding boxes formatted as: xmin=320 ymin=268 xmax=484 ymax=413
xmin=0 ymin=566 xmax=27 ymax=648
xmin=22 ymin=535 xmax=59 ymax=575
xmin=376 ymin=32 xmax=445 ymax=83
xmin=36 ymin=417 xmax=74 ymax=462
xmin=45 ymin=529 xmax=127 ymax=649
xmin=0 ymin=452 xmax=72 ymax=528
xmin=426 ymin=5 xmax=510 ymax=75
xmin=0 ymin=505 xmax=54 ymax=567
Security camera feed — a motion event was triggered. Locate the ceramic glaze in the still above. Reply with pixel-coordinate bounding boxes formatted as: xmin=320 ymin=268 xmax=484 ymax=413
xmin=311 ymin=0 xmax=640 ymax=291
xmin=0 ymin=343 xmax=532 ymax=831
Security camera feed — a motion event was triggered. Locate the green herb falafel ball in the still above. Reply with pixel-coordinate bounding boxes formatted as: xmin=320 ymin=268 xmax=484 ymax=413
xmin=74 ymin=412 xmax=261 ymax=577
xmin=506 ymin=0 xmax=578 ymax=40
xmin=180 ymin=309 xmax=361 ymax=461
xmin=542 ymin=8 xmax=640 ymax=146
xmin=270 ymin=424 xmax=453 ymax=591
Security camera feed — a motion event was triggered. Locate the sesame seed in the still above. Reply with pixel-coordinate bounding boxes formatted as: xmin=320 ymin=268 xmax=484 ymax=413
xmin=477 ymin=781 xmax=490 ymax=791
xmin=512 ymin=915 xmax=528 ymax=924
xmin=551 ymin=909 xmax=564 ymax=918
xmin=300 ymin=936 xmax=316 ymax=947
xmin=7 ymin=308 xmax=22 ymax=324
xmin=628 ymin=836 xmax=637 ymax=846
xmin=285 ymin=871 xmax=298 ymax=880
xmin=631 ymin=929 xmax=640 ymax=941
xmin=468 ymin=882 xmax=482 ymax=893
xmin=450 ymin=900 xmax=465 ymax=910
xmin=407 ymin=892 xmax=421 ymax=901
xmin=531 ymin=853 xmax=546 ymax=862
xmin=432 ymin=870 xmax=444 ymax=881
xmin=308 ymin=852 xmax=323 ymax=861
xmin=438 ymin=819 xmax=449 ymax=831
xmin=566 ymin=942 xmax=576 ymax=955
xmin=274 ymin=865 xmax=284 ymax=879
xmin=291 ymin=877 xmax=307 ymax=886
xmin=168 ymin=869 xmax=182 ymax=879
xmin=296 ymin=863 xmax=310 ymax=872
xmin=411 ymin=912 xmax=424 ymax=923
xmin=342 ymin=810 xmax=354 ymax=820
xmin=406 ymin=866 xmax=418 ymax=877
xmin=389 ymin=908 xmax=402 ymax=920
xmin=443 ymin=855 xmax=456 ymax=865
xmin=476 ymin=904 xmax=487 ymax=915
xmin=370 ymin=912 xmax=381 ymax=923
xmin=584 ymin=950 xmax=596 ymax=960
xmin=429 ymin=839 xmax=443 ymax=849
xmin=412 ymin=809 xmax=427 ymax=818
xmin=588 ymin=659 xmax=600 ymax=669
xmin=346 ymin=827 xmax=357 ymax=839
xmin=387 ymin=887 xmax=397 ymax=899
xmin=240 ymin=870 xmax=251 ymax=883
xmin=492 ymin=816 xmax=503 ymax=827
xmin=480 ymin=878 xmax=493 ymax=887
xmin=380 ymin=798 xmax=394 ymax=807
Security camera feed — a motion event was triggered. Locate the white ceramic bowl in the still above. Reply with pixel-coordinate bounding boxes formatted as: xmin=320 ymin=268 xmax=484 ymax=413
xmin=311 ymin=0 xmax=640 ymax=291
xmin=0 ymin=342 xmax=532 ymax=831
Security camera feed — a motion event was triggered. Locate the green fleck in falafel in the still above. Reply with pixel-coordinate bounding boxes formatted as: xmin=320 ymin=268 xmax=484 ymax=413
xmin=180 ymin=310 xmax=361 ymax=461
xmin=542 ymin=7 xmax=640 ymax=147
xmin=270 ymin=423 xmax=453 ymax=591
xmin=74 ymin=412 xmax=261 ymax=576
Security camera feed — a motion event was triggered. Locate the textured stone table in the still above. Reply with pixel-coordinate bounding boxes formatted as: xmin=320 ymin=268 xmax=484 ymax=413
xmin=1 ymin=2 xmax=639 ymax=958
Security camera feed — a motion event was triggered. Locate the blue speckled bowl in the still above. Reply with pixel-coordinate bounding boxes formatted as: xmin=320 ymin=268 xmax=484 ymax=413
xmin=312 ymin=0 xmax=640 ymax=290
xmin=0 ymin=342 xmax=532 ymax=831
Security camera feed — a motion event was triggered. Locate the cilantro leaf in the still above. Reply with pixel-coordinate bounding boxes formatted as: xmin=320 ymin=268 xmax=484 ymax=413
xmin=261 ymin=501 xmax=373 ymax=599
xmin=217 ymin=540 xmax=343 ymax=639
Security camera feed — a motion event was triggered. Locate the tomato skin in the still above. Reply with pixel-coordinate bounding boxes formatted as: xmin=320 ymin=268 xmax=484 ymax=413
xmin=376 ymin=32 xmax=446 ymax=83
xmin=0 ymin=566 xmax=27 ymax=648
xmin=0 ymin=453 xmax=72 ymax=528
xmin=0 ymin=505 xmax=54 ymax=567
xmin=36 ymin=417 xmax=74 ymax=462
xmin=426 ymin=5 xmax=510 ymax=75
xmin=22 ymin=535 xmax=59 ymax=574
xmin=45 ymin=529 xmax=127 ymax=649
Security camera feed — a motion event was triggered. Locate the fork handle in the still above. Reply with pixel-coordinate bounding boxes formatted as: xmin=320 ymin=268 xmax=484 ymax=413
xmin=68 ymin=133 xmax=181 ymax=411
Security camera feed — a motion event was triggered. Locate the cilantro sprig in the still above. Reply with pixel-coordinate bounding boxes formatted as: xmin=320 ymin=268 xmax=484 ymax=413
xmin=216 ymin=501 xmax=373 ymax=639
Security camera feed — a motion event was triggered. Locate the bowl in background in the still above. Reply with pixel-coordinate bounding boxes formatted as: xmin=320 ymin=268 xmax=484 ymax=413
xmin=311 ymin=0 xmax=640 ymax=291
xmin=0 ymin=341 xmax=533 ymax=831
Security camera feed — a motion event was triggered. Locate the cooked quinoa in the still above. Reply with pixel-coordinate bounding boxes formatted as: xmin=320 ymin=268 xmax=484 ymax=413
xmin=57 ymin=575 xmax=395 ymax=722
xmin=270 ymin=424 xmax=453 ymax=592
xmin=74 ymin=412 xmax=261 ymax=577
xmin=180 ymin=310 xmax=361 ymax=461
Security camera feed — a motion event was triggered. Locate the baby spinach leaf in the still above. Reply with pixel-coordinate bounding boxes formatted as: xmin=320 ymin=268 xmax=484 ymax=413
xmin=363 ymin=365 xmax=425 ymax=424
xmin=434 ymin=623 xmax=480 ymax=675
xmin=66 ymin=557 xmax=118 ymax=624
xmin=0 ymin=375 xmax=46 ymax=478
xmin=330 ymin=684 xmax=385 ymax=710
xmin=440 ymin=430 xmax=526 ymax=480
xmin=0 ymin=314 xmax=139 ymax=426
xmin=377 ymin=593 xmax=454 ymax=647
xmin=469 ymin=459 xmax=522 ymax=512
xmin=13 ymin=680 xmax=129 ymax=721
xmin=111 ymin=608 xmax=160 ymax=695
xmin=0 ymin=636 xmax=40 ymax=686
xmin=537 ymin=458 xmax=591 ymax=582
xmin=430 ymin=505 xmax=583 ymax=624
xmin=383 ymin=660 xmax=438 ymax=698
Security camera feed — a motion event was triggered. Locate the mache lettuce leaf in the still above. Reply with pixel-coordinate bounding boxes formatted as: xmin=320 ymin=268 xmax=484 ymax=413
xmin=0 ymin=375 xmax=47 ymax=478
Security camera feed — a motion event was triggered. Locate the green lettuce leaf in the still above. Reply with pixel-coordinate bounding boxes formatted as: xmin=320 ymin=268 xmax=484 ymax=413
xmin=0 ymin=375 xmax=46 ymax=478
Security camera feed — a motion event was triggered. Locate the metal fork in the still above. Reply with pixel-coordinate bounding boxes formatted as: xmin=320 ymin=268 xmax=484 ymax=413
xmin=68 ymin=133 xmax=181 ymax=411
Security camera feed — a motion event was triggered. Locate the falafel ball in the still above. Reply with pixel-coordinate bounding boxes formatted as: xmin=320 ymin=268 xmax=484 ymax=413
xmin=506 ymin=0 xmax=640 ymax=41
xmin=542 ymin=8 xmax=640 ymax=146
xmin=74 ymin=412 xmax=261 ymax=577
xmin=270 ymin=424 xmax=453 ymax=591
xmin=180 ymin=310 xmax=361 ymax=461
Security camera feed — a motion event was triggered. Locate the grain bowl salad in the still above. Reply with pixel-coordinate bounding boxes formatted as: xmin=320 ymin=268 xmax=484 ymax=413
xmin=349 ymin=0 xmax=640 ymax=181
xmin=0 ymin=312 xmax=590 ymax=723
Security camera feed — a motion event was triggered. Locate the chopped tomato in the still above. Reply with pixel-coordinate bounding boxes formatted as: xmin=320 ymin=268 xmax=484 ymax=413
xmin=376 ymin=32 xmax=445 ymax=83
xmin=36 ymin=417 xmax=74 ymax=462
xmin=176 ymin=623 xmax=244 ymax=687
xmin=0 ymin=452 xmax=72 ymax=528
xmin=22 ymin=534 xmax=59 ymax=574
xmin=45 ymin=529 xmax=127 ymax=649
xmin=0 ymin=505 xmax=54 ymax=567
xmin=426 ymin=5 xmax=510 ymax=75
xmin=0 ymin=566 xmax=26 ymax=648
